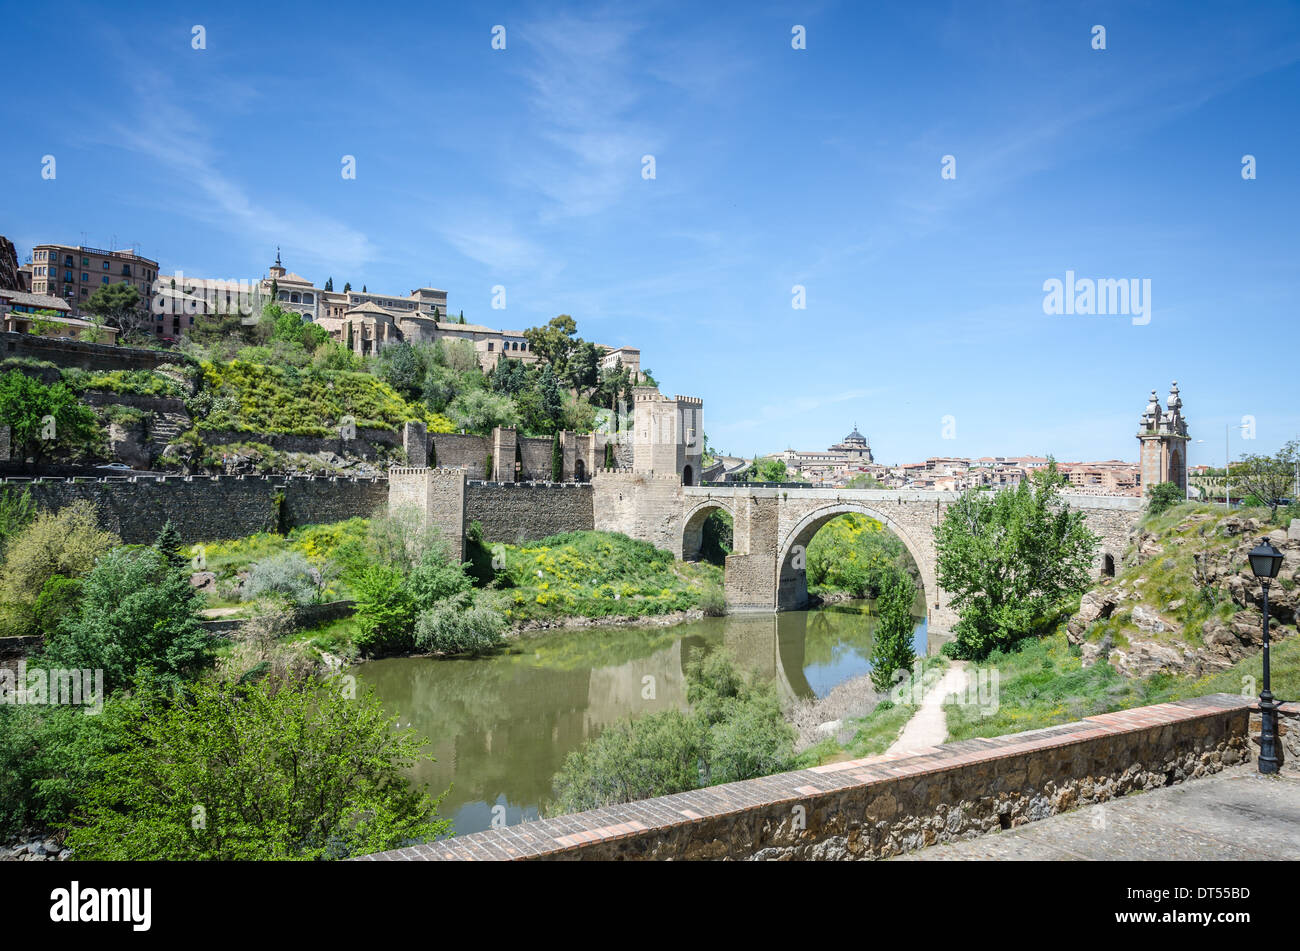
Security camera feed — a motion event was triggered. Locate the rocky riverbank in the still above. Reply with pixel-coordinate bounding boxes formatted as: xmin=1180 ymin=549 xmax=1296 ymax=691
xmin=1067 ymin=509 xmax=1300 ymax=677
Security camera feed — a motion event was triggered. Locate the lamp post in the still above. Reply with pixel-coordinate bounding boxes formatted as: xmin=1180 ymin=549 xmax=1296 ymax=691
xmin=1247 ymin=537 xmax=1285 ymax=774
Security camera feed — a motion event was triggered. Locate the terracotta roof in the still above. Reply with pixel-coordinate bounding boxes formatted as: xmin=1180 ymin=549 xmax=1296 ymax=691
xmin=0 ymin=289 xmax=72 ymax=312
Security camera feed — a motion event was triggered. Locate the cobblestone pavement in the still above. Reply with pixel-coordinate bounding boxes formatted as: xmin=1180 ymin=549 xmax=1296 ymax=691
xmin=894 ymin=765 xmax=1300 ymax=860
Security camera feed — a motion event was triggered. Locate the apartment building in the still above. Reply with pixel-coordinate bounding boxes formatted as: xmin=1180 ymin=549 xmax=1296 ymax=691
xmin=28 ymin=243 xmax=159 ymax=319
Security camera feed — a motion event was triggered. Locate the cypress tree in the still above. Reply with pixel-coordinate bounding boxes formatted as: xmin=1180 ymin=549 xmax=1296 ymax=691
xmin=551 ymin=432 xmax=563 ymax=482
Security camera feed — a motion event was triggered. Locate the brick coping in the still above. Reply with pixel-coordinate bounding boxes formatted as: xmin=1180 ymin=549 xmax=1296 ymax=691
xmin=353 ymin=693 xmax=1251 ymax=862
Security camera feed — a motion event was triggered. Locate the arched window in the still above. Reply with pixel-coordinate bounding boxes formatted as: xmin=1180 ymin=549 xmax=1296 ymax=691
xmin=290 ymin=292 xmax=300 ymax=303
xmin=682 ymin=464 xmax=694 ymax=486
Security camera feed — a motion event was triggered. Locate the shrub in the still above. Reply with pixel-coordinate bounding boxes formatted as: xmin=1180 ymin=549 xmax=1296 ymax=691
xmin=62 ymin=674 xmax=450 ymax=860
xmin=406 ymin=550 xmax=471 ymax=610
xmin=704 ymin=688 xmax=795 ymax=785
xmin=41 ymin=546 xmax=211 ymax=693
xmin=550 ymin=710 xmax=704 ymax=815
xmin=0 ymin=500 xmax=118 ymax=636
xmin=414 ymin=592 xmax=507 ymax=655
xmin=352 ymin=564 xmax=416 ymax=656
xmin=1146 ymin=481 xmax=1185 ymax=518
xmin=243 ymin=550 xmax=323 ymax=606
xmin=699 ymin=582 xmax=726 ymax=617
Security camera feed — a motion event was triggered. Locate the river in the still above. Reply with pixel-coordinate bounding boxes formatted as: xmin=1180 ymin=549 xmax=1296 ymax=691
xmin=355 ymin=599 xmax=930 ymax=835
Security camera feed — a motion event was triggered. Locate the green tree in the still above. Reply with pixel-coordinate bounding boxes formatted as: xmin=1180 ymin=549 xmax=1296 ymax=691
xmin=63 ymin=675 xmax=450 ymax=860
xmin=324 ymin=277 xmax=333 ymax=292
xmin=84 ymin=283 xmax=147 ymax=341
xmin=343 ymin=282 xmax=352 ymax=293
xmin=523 ymin=315 xmax=579 ymax=375
xmin=1145 ymin=481 xmax=1185 ymax=517
xmin=934 ymin=463 xmax=1099 ymax=659
xmin=352 ymin=564 xmax=416 ymax=656
xmin=0 ymin=500 xmax=118 ymax=636
xmin=41 ymin=546 xmax=212 ymax=693
xmin=539 ymin=364 xmax=564 ymax=432
xmin=0 ymin=371 xmax=100 ymax=466
xmin=869 ymin=571 xmax=917 ymax=691
xmin=551 ymin=431 xmax=563 ymax=481
xmin=1234 ymin=439 xmax=1299 ymax=519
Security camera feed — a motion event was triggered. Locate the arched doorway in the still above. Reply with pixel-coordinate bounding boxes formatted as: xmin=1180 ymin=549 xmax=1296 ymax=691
xmin=682 ymin=464 xmax=694 ymax=486
xmin=1102 ymin=553 xmax=1115 ymax=578
xmin=573 ymin=458 xmax=586 ymax=483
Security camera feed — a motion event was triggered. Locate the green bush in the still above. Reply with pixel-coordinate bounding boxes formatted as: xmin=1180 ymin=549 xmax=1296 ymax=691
xmin=0 ymin=500 xmax=119 ymax=636
xmin=352 ymin=564 xmax=417 ymax=656
xmin=243 ymin=550 xmax=323 ymax=606
xmin=62 ymin=674 xmax=449 ymax=860
xmin=41 ymin=546 xmax=212 ymax=694
xmin=414 ymin=592 xmax=507 ymax=655
xmin=550 ymin=650 xmax=794 ymax=814
xmin=406 ymin=550 xmax=471 ymax=609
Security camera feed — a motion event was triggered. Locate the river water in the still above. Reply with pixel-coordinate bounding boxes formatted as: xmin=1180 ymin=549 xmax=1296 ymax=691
xmin=356 ymin=600 xmax=929 ymax=835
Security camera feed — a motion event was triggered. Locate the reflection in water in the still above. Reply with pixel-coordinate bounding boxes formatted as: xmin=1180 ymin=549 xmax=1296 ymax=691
xmin=355 ymin=601 xmax=926 ymax=835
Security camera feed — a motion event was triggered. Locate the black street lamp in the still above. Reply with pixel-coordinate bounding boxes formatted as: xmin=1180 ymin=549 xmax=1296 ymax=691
xmin=1247 ymin=537 xmax=1285 ymax=774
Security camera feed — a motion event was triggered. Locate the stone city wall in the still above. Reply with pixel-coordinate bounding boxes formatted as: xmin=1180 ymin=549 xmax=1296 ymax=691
xmin=466 ymin=482 xmax=595 ymax=544
xmin=0 ymin=474 xmax=388 ymax=544
xmin=357 ymin=694 xmax=1251 ymax=862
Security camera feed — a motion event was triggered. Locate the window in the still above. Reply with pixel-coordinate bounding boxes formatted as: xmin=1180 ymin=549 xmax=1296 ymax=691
xmin=102 ymin=261 xmax=109 ymax=269
xmin=64 ymin=255 xmax=74 ymax=266
xmin=301 ymin=293 xmax=313 ymax=304
xmin=81 ymin=273 xmax=88 ymax=282
xmin=487 ymin=342 xmax=494 ymax=351
xmin=81 ymin=257 xmax=89 ymax=266
xmin=64 ymin=271 xmax=72 ymax=282
xmin=102 ymin=276 xmax=109 ymax=284
xmin=121 ymin=264 xmax=131 ymax=275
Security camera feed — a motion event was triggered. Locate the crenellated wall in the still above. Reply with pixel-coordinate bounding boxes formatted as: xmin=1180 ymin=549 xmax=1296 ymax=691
xmin=0 ymin=473 xmax=388 ymax=544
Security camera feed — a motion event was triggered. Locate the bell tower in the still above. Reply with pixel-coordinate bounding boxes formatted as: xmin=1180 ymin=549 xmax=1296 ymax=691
xmin=1137 ymin=381 xmax=1190 ymax=493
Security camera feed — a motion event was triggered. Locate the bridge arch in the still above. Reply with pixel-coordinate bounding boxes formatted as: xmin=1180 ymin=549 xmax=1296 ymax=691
xmin=681 ymin=498 xmax=735 ymax=562
xmin=774 ymin=502 xmax=937 ymax=617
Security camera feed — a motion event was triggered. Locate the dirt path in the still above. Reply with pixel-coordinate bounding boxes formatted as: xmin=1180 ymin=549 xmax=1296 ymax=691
xmin=886 ymin=661 xmax=968 ymax=755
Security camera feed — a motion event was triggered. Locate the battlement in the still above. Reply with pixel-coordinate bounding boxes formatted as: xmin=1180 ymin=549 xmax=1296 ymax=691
xmin=673 ymin=395 xmax=703 ymax=406
xmin=0 ymin=472 xmax=385 ymax=486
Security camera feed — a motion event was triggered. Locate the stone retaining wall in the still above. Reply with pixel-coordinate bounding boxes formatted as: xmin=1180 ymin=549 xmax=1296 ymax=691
xmin=466 ymin=482 xmax=595 ymax=544
xmin=356 ymin=693 xmax=1251 ymax=862
xmin=0 ymin=474 xmax=388 ymax=544
xmin=0 ymin=332 xmax=190 ymax=373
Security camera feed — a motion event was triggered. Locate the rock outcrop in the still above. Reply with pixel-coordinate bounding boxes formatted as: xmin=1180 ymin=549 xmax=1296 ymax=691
xmin=1067 ymin=511 xmax=1299 ymax=678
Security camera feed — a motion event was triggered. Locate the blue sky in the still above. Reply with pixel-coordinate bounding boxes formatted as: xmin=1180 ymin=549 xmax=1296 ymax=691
xmin=3 ymin=1 xmax=1298 ymax=465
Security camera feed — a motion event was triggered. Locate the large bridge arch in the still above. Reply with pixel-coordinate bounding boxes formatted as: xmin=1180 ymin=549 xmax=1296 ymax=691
xmin=774 ymin=502 xmax=939 ymax=617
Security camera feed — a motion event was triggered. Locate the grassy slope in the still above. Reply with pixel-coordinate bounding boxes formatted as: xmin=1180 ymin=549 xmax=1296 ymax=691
xmin=946 ymin=501 xmax=1299 ymax=740
xmin=497 ymin=530 xmax=723 ymax=622
xmin=945 ymin=629 xmax=1300 ymax=742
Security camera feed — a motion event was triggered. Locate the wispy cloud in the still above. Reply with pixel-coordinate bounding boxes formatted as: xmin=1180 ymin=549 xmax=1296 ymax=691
xmin=97 ymin=70 xmax=374 ymax=274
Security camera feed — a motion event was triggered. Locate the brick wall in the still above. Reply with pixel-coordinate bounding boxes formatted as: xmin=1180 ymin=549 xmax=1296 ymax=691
xmin=356 ymin=694 xmax=1252 ymax=862
xmin=0 ymin=474 xmax=388 ymax=544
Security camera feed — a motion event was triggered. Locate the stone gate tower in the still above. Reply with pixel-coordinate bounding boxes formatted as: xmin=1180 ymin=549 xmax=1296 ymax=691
xmin=631 ymin=386 xmax=704 ymax=485
xmin=1137 ymin=381 xmax=1190 ymax=493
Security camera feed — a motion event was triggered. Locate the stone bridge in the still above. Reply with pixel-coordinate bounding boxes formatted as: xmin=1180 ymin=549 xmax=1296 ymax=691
xmin=391 ymin=467 xmax=1144 ymax=636
xmin=589 ymin=472 xmax=1142 ymax=632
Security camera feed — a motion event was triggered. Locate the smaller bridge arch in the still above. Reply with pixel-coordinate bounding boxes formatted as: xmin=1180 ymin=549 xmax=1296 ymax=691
xmin=681 ymin=497 xmax=736 ymax=562
xmin=775 ymin=502 xmax=938 ymax=618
